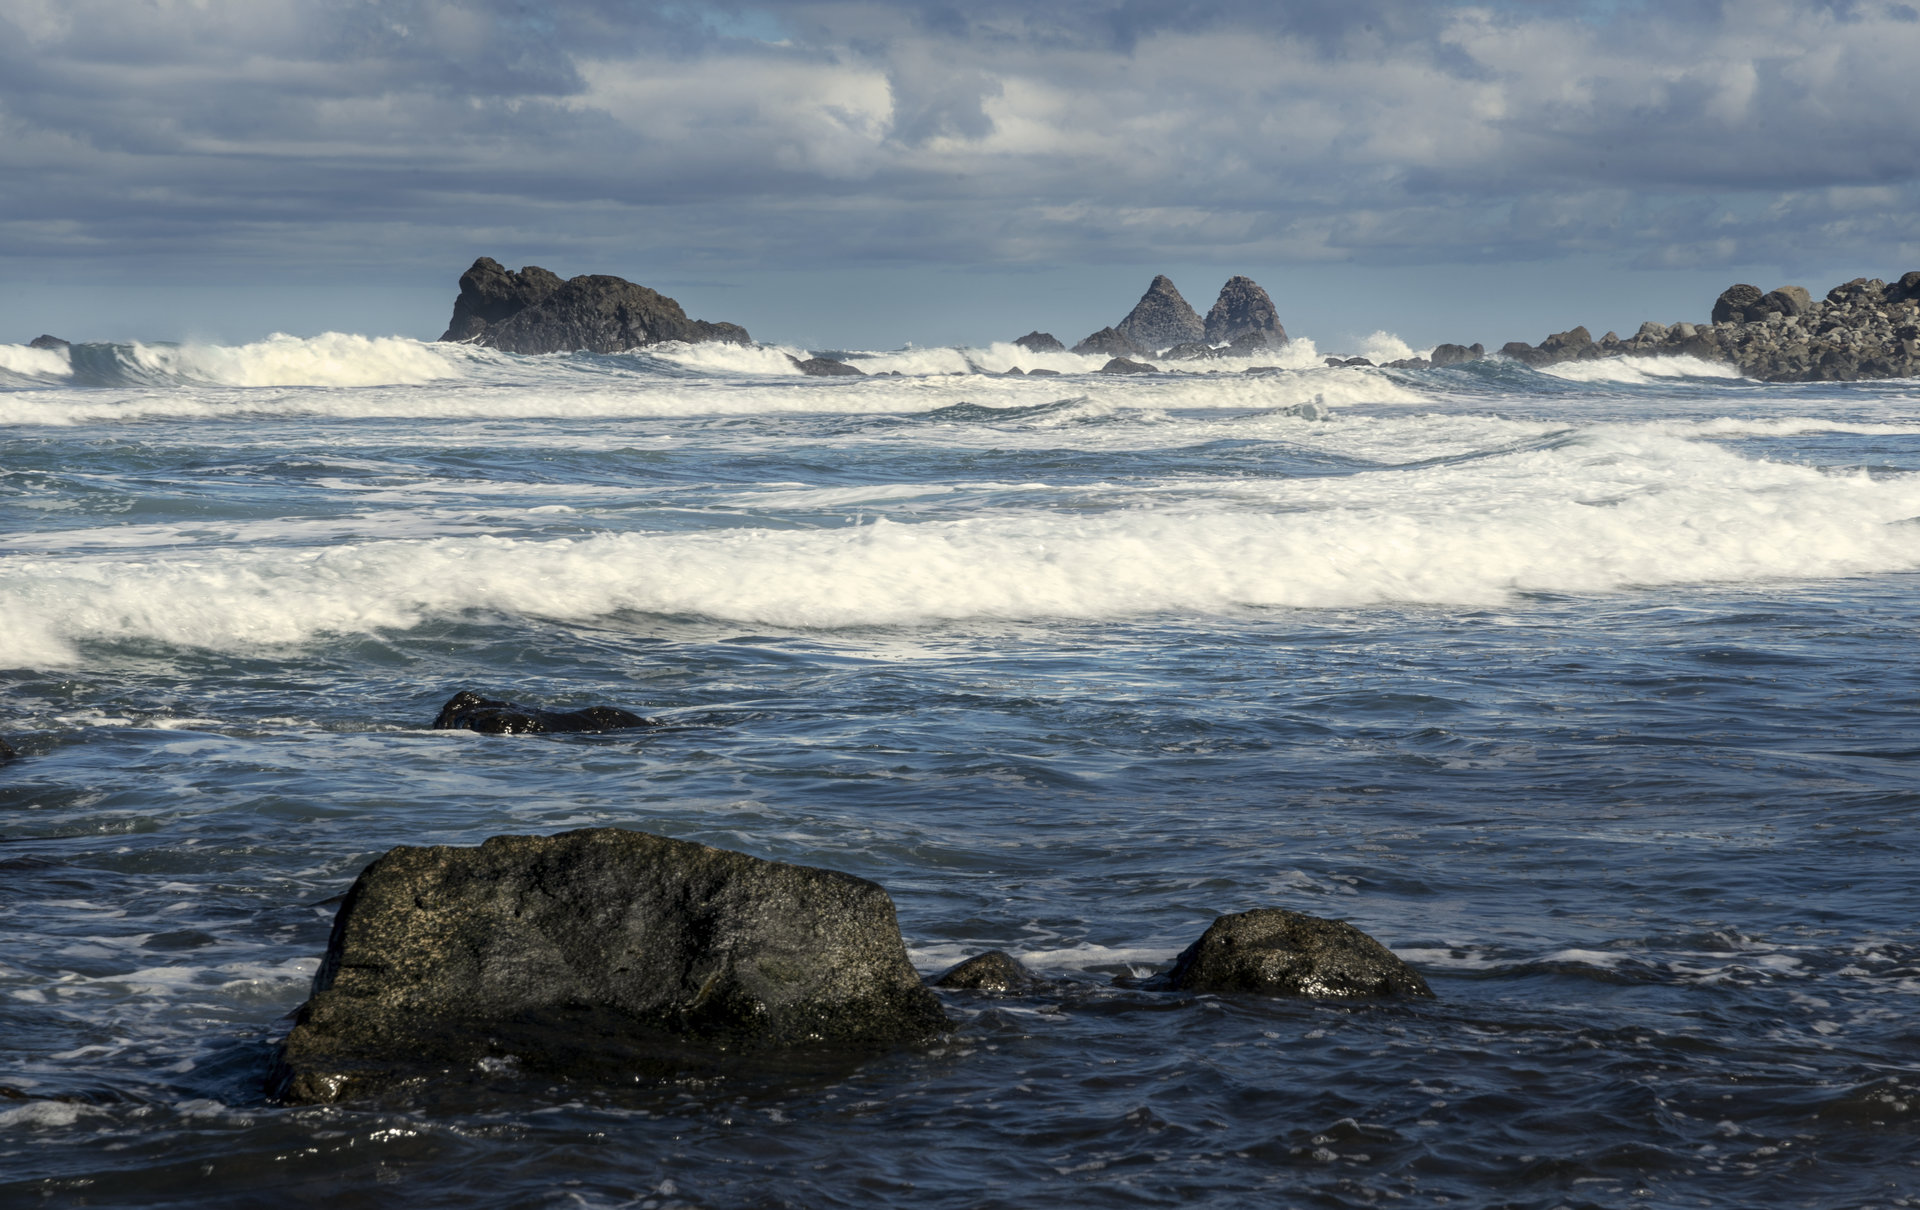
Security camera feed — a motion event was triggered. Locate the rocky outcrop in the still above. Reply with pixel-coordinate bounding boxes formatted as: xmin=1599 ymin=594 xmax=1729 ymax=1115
xmin=1491 ymin=271 xmax=1920 ymax=381
xmin=273 ymin=828 xmax=948 ymax=1103
xmin=1072 ymin=326 xmax=1142 ymax=358
xmin=1099 ymin=357 xmax=1158 ymax=374
xmin=1114 ymin=275 xmax=1205 ymax=353
xmin=1161 ymin=341 xmax=1220 ymax=361
xmin=933 ymin=951 xmax=1043 ymax=993
xmin=1204 ymin=277 xmax=1288 ymax=349
xmin=1014 ymin=331 xmax=1065 ymax=353
xmin=432 ymin=691 xmax=653 ymax=735
xmin=1157 ymin=908 xmax=1433 ymax=999
xmin=27 ymin=335 xmax=69 ymax=350
xmin=438 ymin=257 xmax=749 ymax=354
xmin=789 ymin=355 xmax=865 ymax=377
xmin=1428 ymin=343 xmax=1484 ymax=367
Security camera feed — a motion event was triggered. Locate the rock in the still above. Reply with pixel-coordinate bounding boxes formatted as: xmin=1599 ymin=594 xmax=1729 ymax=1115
xmin=1634 ymin=321 xmax=1669 ymax=341
xmin=1113 ymin=275 xmax=1205 ymax=352
xmin=933 ymin=951 xmax=1043 ymax=993
xmin=438 ymin=257 xmax=750 ymax=354
xmin=439 ymin=258 xmax=565 ymax=343
xmin=0 ymin=737 xmax=15 ymax=762
xmin=1498 ymin=341 xmax=1548 ymax=366
xmin=1339 ymin=357 xmax=1374 ymax=367
xmin=1758 ymin=286 xmax=1813 ymax=317
xmin=26 ymin=335 xmax=69 ymax=350
xmin=1099 ymin=357 xmax=1159 ymax=374
xmin=1712 ymin=283 xmax=1764 ymax=325
xmin=1161 ymin=341 xmax=1220 ymax=361
xmin=1002 ymin=367 xmax=1027 ymax=376
xmin=1383 ymin=357 xmax=1430 ymax=370
xmin=790 ymin=356 xmax=865 ymax=377
xmin=273 ymin=828 xmax=948 ymax=1104
xmin=432 ymin=690 xmax=654 ymax=735
xmin=1203 ymin=276 xmax=1288 ymax=348
xmin=1428 ymin=343 xmax=1480 ymax=367
xmin=1027 ymin=368 xmax=1062 ymax=377
xmin=1891 ymin=271 xmax=1920 ymax=304
xmin=1071 ymin=326 xmax=1143 ymax=358
xmin=1014 ymin=331 xmax=1065 ymax=353
xmin=1159 ymin=908 xmax=1433 ymax=999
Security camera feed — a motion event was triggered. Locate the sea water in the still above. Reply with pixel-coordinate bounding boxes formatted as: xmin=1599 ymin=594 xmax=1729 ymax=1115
xmin=2 ymin=334 xmax=1918 ymax=1208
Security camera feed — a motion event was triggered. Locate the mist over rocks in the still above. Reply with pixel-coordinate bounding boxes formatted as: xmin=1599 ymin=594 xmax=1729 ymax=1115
xmin=273 ymin=828 xmax=948 ymax=1104
xmin=438 ymin=257 xmax=750 ymax=355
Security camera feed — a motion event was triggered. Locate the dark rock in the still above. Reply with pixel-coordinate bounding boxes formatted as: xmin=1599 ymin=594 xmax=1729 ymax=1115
xmin=1891 ymin=272 xmax=1920 ymax=305
xmin=1383 ymin=357 xmax=1431 ymax=370
xmin=1758 ymin=286 xmax=1813 ymax=317
xmin=27 ymin=335 xmax=69 ymax=350
xmin=1340 ymin=357 xmax=1374 ymax=367
xmin=1014 ymin=331 xmax=1065 ymax=353
xmin=790 ymin=356 xmax=865 ymax=377
xmin=1160 ymin=908 xmax=1433 ymax=999
xmin=1428 ymin=343 xmax=1480 ymax=367
xmin=0 ymin=737 xmax=15 ymax=762
xmin=1161 ymin=341 xmax=1220 ymax=361
xmin=432 ymin=690 xmax=653 ymax=735
xmin=1499 ymin=340 xmax=1548 ymax=366
xmin=1071 ymin=326 xmax=1143 ymax=358
xmin=933 ymin=950 xmax=1043 ymax=993
xmin=439 ymin=258 xmax=565 ymax=343
xmin=1712 ymin=283 xmax=1764 ymax=325
xmin=1114 ymin=275 xmax=1205 ymax=352
xmin=273 ymin=828 xmax=948 ymax=1104
xmin=1099 ymin=357 xmax=1159 ymax=374
xmin=1027 ymin=367 xmax=1062 ymax=377
xmin=1203 ymin=276 xmax=1288 ymax=348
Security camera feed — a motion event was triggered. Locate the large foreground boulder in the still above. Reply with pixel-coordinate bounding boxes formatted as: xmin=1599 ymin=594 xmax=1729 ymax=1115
xmin=438 ymin=257 xmax=750 ymax=354
xmin=432 ymin=690 xmax=653 ymax=735
xmin=1204 ymin=276 xmax=1288 ymax=349
xmin=273 ymin=829 xmax=948 ymax=1103
xmin=1114 ymin=275 xmax=1205 ymax=352
xmin=1160 ymin=908 xmax=1433 ymax=999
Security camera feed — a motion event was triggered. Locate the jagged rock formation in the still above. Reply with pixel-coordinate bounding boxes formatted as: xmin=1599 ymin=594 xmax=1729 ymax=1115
xmin=1072 ymin=326 xmax=1143 ymax=358
xmin=438 ymin=257 xmax=750 ymax=354
xmin=1203 ymin=277 xmax=1288 ymax=349
xmin=1014 ymin=331 xmax=1065 ymax=353
xmin=27 ymin=335 xmax=69 ymax=350
xmin=273 ymin=828 xmax=948 ymax=1103
xmin=1493 ymin=272 xmax=1920 ymax=381
xmin=431 ymin=690 xmax=653 ymax=735
xmin=1156 ymin=908 xmax=1433 ymax=999
xmin=1113 ymin=275 xmax=1205 ymax=352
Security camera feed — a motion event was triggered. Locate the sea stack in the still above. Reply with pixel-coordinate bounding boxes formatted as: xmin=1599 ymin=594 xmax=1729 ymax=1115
xmin=1113 ymin=275 xmax=1205 ymax=353
xmin=438 ymin=257 xmax=750 ymax=355
xmin=1204 ymin=277 xmax=1288 ymax=349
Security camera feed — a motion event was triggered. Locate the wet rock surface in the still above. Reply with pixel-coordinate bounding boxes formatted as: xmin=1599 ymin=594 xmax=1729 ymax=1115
xmin=933 ymin=950 xmax=1044 ymax=993
xmin=1158 ymin=908 xmax=1433 ymax=999
xmin=1014 ymin=331 xmax=1065 ymax=353
xmin=438 ymin=257 xmax=749 ymax=354
xmin=1203 ymin=276 xmax=1288 ymax=349
xmin=432 ymin=690 xmax=654 ymax=735
xmin=1114 ymin=275 xmax=1205 ymax=353
xmin=790 ymin=355 xmax=866 ymax=377
xmin=273 ymin=828 xmax=949 ymax=1104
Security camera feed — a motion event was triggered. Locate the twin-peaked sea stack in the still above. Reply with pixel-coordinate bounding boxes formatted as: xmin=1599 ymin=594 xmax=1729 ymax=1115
xmin=1070 ymin=275 xmax=1289 ymax=357
xmin=439 ymin=257 xmax=751 ymax=355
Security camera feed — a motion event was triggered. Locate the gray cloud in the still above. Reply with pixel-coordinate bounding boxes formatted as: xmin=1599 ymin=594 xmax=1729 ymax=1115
xmin=1 ymin=0 xmax=1916 ymax=294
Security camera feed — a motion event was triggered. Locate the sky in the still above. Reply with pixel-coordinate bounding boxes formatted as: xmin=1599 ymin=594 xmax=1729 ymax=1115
xmin=2 ymin=0 xmax=1918 ymax=351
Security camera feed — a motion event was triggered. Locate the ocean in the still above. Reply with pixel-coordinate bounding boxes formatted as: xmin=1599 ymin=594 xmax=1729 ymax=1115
xmin=2 ymin=332 xmax=1918 ymax=1208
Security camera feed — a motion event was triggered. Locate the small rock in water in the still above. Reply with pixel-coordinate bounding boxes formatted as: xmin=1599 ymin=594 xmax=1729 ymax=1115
xmin=933 ymin=950 xmax=1043 ymax=992
xmin=0 ymin=737 xmax=15 ymax=762
xmin=432 ymin=690 xmax=654 ymax=735
xmin=790 ymin=355 xmax=866 ymax=377
xmin=1099 ymin=357 xmax=1158 ymax=374
xmin=27 ymin=335 xmax=70 ymax=350
xmin=1026 ymin=367 xmax=1063 ymax=377
xmin=1158 ymin=908 xmax=1433 ymax=998
xmin=272 ymin=828 xmax=949 ymax=1103
xmin=1013 ymin=331 xmax=1065 ymax=353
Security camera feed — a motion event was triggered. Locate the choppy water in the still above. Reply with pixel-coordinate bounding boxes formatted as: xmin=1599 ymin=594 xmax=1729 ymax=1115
xmin=3 ymin=333 xmax=1919 ymax=1208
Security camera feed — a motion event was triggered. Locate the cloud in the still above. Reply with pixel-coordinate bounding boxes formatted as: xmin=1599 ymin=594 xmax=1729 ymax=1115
xmin=0 ymin=0 xmax=1916 ymax=285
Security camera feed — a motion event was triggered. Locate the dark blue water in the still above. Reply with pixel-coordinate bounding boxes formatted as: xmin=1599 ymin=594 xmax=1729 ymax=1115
xmin=3 ymin=338 xmax=1920 ymax=1207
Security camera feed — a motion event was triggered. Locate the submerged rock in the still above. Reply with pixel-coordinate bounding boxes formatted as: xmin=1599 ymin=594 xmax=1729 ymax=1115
xmin=432 ymin=690 xmax=653 ymax=735
xmin=273 ymin=828 xmax=948 ymax=1104
xmin=1160 ymin=908 xmax=1433 ymax=999
xmin=0 ymin=737 xmax=15 ymax=762
xmin=1203 ymin=276 xmax=1288 ymax=349
xmin=933 ymin=950 xmax=1043 ymax=993
xmin=1014 ymin=331 xmax=1065 ymax=353
xmin=27 ymin=334 xmax=69 ymax=350
xmin=438 ymin=257 xmax=749 ymax=354
xmin=1114 ymin=275 xmax=1205 ymax=353
xmin=790 ymin=355 xmax=865 ymax=377
xmin=1099 ymin=357 xmax=1159 ymax=374
xmin=1072 ymin=326 xmax=1143 ymax=358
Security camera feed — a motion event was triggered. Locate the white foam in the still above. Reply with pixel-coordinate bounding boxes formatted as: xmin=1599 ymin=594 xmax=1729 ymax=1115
xmin=0 ymin=1101 xmax=103 ymax=1129
xmin=1539 ymin=355 xmax=1747 ymax=383
xmin=0 ymin=342 xmax=73 ymax=383
xmin=119 ymin=332 xmax=465 ymax=387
